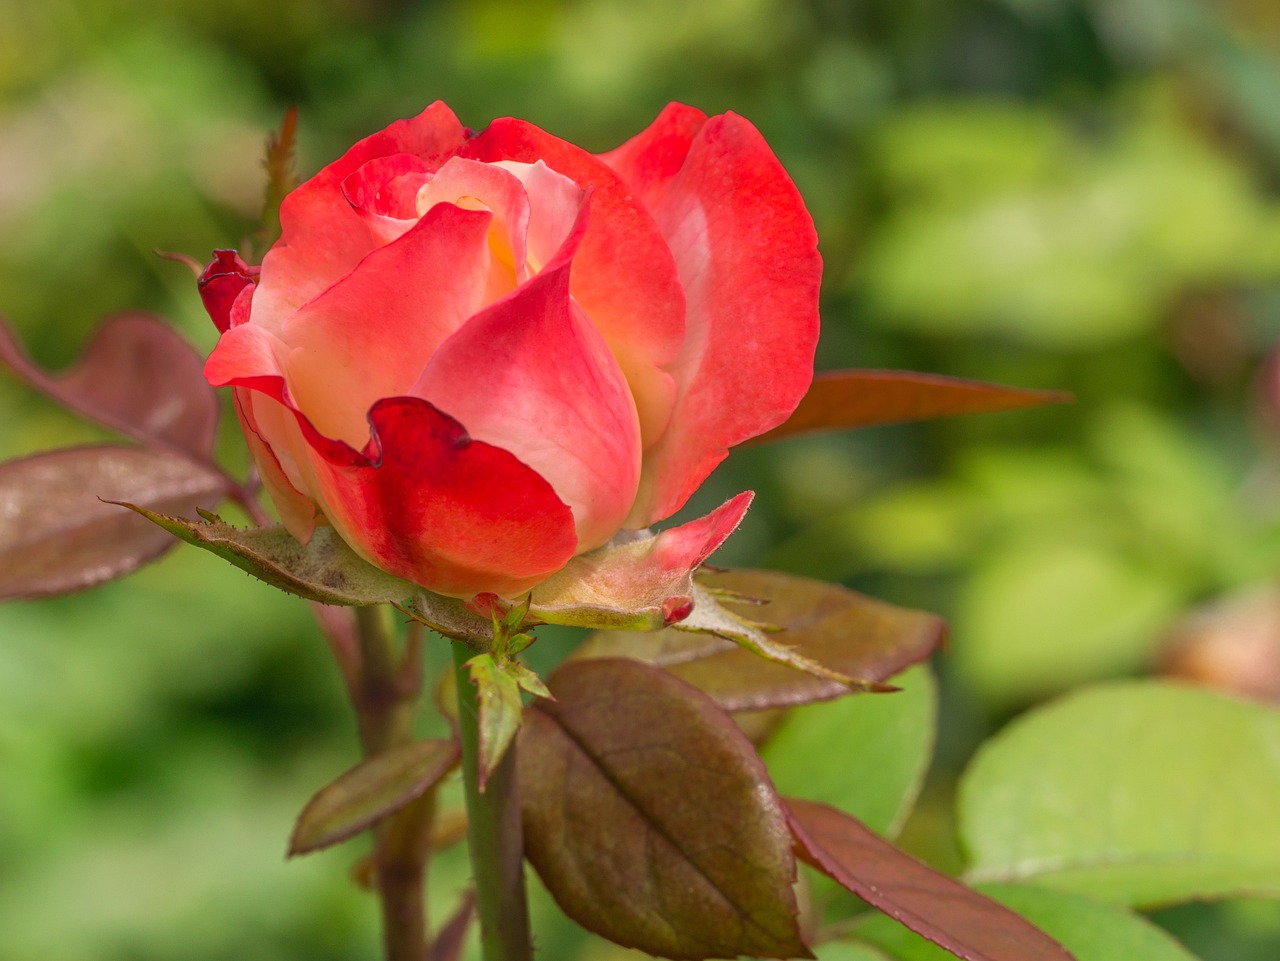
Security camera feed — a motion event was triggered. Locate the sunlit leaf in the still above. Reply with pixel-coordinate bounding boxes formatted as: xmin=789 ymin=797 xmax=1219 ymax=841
xmin=763 ymin=664 xmax=936 ymax=838
xmin=754 ymin=370 xmax=1070 ymax=444
xmin=117 ymin=507 xmax=489 ymax=640
xmin=959 ymin=681 xmax=1280 ymax=905
xmin=853 ymin=883 xmax=1200 ymax=961
xmin=0 ymin=313 xmax=220 ymax=458
xmin=520 ymin=658 xmax=809 ymax=960
xmin=787 ymin=799 xmax=1075 ymax=961
xmin=577 ymin=570 xmax=943 ymax=711
xmin=464 ymin=653 xmax=524 ymax=791
xmin=288 ymin=738 xmax=459 ymax=856
xmin=0 ymin=445 xmax=229 ymax=599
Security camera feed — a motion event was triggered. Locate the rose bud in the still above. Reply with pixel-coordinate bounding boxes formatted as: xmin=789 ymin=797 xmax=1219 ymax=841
xmin=199 ymin=102 xmax=819 ymax=599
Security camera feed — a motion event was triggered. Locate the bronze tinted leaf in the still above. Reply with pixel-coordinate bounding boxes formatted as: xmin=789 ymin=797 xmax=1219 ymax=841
xmin=0 ymin=445 xmax=229 ymax=599
xmin=520 ymin=658 xmax=809 ymax=960
xmin=0 ymin=313 xmax=219 ymax=457
xmin=787 ymin=798 xmax=1076 ymax=961
xmin=580 ymin=570 xmax=945 ymax=711
xmin=289 ymin=738 xmax=459 ymax=856
xmin=755 ymin=370 xmax=1071 ymax=443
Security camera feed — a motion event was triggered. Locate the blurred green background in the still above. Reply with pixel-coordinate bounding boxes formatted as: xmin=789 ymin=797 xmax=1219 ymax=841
xmin=3 ymin=0 xmax=1280 ymax=958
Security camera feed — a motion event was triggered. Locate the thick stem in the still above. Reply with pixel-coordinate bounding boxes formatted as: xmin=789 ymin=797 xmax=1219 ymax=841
xmin=355 ymin=605 xmax=431 ymax=961
xmin=452 ymin=641 xmax=533 ymax=961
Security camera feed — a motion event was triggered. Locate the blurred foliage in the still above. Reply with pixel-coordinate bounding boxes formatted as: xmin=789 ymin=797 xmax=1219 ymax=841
xmin=3 ymin=0 xmax=1280 ymax=958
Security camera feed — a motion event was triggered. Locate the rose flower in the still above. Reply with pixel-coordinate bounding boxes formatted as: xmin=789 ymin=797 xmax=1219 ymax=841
xmin=198 ymin=102 xmax=819 ymax=600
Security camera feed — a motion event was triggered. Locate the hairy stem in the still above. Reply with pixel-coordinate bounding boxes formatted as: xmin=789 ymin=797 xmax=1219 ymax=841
xmin=452 ymin=641 xmax=533 ymax=961
xmin=355 ymin=605 xmax=431 ymax=961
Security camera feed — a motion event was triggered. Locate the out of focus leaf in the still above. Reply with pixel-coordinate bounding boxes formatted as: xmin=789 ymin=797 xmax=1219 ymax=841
xmin=0 ymin=445 xmax=229 ymax=599
xmin=463 ymin=653 xmax=524 ymax=791
xmin=787 ymin=799 xmax=1075 ymax=961
xmin=253 ymin=106 xmax=299 ymax=260
xmin=520 ymin=658 xmax=808 ymax=960
xmin=854 ymin=883 xmax=1201 ymax=961
xmin=288 ymin=738 xmax=459 ymax=856
xmin=959 ymin=681 xmax=1280 ymax=905
xmin=116 ymin=507 xmax=489 ymax=639
xmin=763 ymin=664 xmax=936 ymax=838
xmin=577 ymin=569 xmax=942 ymax=710
xmin=431 ymin=890 xmax=477 ymax=961
xmin=755 ymin=370 xmax=1070 ymax=444
xmin=0 ymin=313 xmax=219 ymax=458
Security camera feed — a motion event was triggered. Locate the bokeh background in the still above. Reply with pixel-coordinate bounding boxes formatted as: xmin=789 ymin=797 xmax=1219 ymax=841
xmin=3 ymin=0 xmax=1280 ymax=958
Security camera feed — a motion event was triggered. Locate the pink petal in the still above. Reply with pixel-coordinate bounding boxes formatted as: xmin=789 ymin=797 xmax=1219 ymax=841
xmin=411 ymin=199 xmax=641 ymax=554
xmin=462 ymin=119 xmax=684 ymax=452
xmin=232 ymin=389 xmax=319 ymax=540
xmin=280 ymin=202 xmax=495 ymax=447
xmin=601 ymin=107 xmax=821 ymax=527
xmin=252 ymin=102 xmax=471 ymax=326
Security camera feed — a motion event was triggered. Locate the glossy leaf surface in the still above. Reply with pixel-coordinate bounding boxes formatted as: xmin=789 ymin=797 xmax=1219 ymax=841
xmin=788 ymin=799 xmax=1075 ymax=961
xmin=0 ymin=445 xmax=228 ymax=599
xmin=755 ymin=370 xmax=1070 ymax=444
xmin=520 ymin=658 xmax=808 ymax=960
xmin=959 ymin=681 xmax=1280 ymax=905
xmin=0 ymin=313 xmax=219 ymax=457
xmin=288 ymin=738 xmax=459 ymax=856
xmin=577 ymin=569 xmax=944 ymax=710
xmin=852 ymin=883 xmax=1199 ymax=961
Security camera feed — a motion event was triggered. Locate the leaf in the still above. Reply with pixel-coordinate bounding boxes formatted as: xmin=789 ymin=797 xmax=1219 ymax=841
xmin=0 ymin=313 xmax=220 ymax=458
xmin=0 ymin=445 xmax=229 ymax=599
xmin=520 ymin=658 xmax=809 ymax=960
xmin=786 ymin=799 xmax=1075 ymax=961
xmin=852 ymin=884 xmax=1200 ymax=961
xmin=526 ymin=492 xmax=751 ymax=631
xmin=577 ymin=570 xmax=944 ymax=711
xmin=763 ymin=664 xmax=936 ymax=838
xmin=288 ymin=738 xmax=459 ymax=856
xmin=464 ymin=653 xmax=524 ymax=791
xmin=255 ymin=106 xmax=299 ymax=258
xmin=754 ymin=370 xmax=1071 ymax=444
xmin=116 ymin=507 xmax=490 ymax=641
xmin=958 ymin=681 xmax=1280 ymax=906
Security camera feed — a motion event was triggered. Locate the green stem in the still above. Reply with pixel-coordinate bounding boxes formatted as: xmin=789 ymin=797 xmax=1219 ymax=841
xmin=355 ymin=605 xmax=431 ymax=961
xmin=452 ymin=641 xmax=533 ymax=961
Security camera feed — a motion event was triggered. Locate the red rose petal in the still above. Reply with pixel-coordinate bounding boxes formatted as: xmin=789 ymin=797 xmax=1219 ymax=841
xmin=601 ymin=107 xmax=821 ymax=527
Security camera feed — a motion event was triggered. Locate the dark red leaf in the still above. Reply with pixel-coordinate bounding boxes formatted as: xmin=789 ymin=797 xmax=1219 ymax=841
xmin=520 ymin=658 xmax=810 ymax=960
xmin=0 ymin=312 xmax=220 ymax=458
xmin=576 ymin=569 xmax=946 ymax=711
xmin=786 ymin=798 xmax=1076 ymax=961
xmin=0 ymin=445 xmax=229 ymax=599
xmin=754 ymin=370 xmax=1072 ymax=443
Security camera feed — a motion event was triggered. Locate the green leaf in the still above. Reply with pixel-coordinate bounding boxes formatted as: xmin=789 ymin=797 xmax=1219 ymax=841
xmin=520 ymin=658 xmax=808 ymax=960
xmin=464 ymin=653 xmax=524 ymax=791
xmin=853 ymin=884 xmax=1201 ymax=961
xmin=1 ymin=446 xmax=229 ymax=599
xmin=763 ymin=664 xmax=936 ymax=838
xmin=754 ymin=370 xmax=1070 ymax=444
xmin=787 ymin=799 xmax=1074 ymax=961
xmin=288 ymin=738 xmax=459 ymax=856
xmin=577 ymin=570 xmax=942 ymax=710
xmin=958 ymin=681 xmax=1280 ymax=905
xmin=119 ymin=507 xmax=491 ymax=640
xmin=815 ymin=943 xmax=894 ymax=961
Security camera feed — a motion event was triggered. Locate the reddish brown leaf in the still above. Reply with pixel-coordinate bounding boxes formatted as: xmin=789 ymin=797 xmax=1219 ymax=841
xmin=576 ymin=570 xmax=945 ymax=712
xmin=754 ymin=370 xmax=1072 ymax=443
xmin=0 ymin=312 xmax=220 ymax=458
xmin=430 ymin=889 xmax=477 ymax=961
xmin=288 ymin=738 xmax=459 ymax=856
xmin=0 ymin=445 xmax=229 ymax=599
xmin=520 ymin=658 xmax=810 ymax=960
xmin=786 ymin=798 xmax=1076 ymax=961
